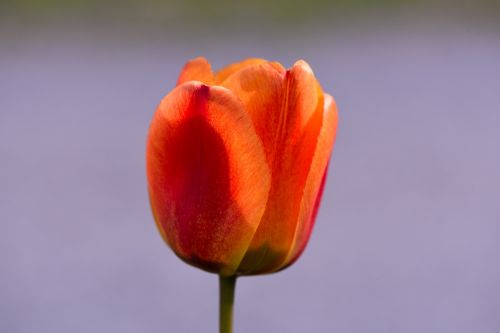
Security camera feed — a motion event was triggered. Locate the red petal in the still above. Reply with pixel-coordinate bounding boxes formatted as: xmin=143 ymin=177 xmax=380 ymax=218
xmin=147 ymin=81 xmax=270 ymax=275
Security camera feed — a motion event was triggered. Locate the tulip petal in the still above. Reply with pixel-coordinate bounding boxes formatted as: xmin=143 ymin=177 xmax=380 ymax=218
xmin=177 ymin=57 xmax=215 ymax=85
xmin=280 ymin=93 xmax=338 ymax=269
xmin=215 ymin=58 xmax=268 ymax=83
xmin=220 ymin=62 xmax=286 ymax=166
xmin=222 ymin=60 xmax=326 ymax=274
xmin=147 ymin=81 xmax=270 ymax=275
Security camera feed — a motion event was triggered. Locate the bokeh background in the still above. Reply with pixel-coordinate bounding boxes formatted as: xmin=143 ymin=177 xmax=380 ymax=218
xmin=1 ymin=0 xmax=500 ymax=332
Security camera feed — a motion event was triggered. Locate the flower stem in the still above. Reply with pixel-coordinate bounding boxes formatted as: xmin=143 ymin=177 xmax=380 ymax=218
xmin=219 ymin=275 xmax=237 ymax=333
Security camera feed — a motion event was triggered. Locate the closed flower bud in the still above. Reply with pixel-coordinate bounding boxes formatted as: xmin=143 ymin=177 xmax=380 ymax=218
xmin=147 ymin=57 xmax=338 ymax=276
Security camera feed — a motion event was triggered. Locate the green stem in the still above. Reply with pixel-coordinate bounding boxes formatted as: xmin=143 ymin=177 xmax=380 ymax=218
xmin=219 ymin=275 xmax=237 ymax=333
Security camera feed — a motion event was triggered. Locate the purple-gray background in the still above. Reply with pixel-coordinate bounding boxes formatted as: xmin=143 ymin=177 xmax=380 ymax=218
xmin=1 ymin=3 xmax=500 ymax=332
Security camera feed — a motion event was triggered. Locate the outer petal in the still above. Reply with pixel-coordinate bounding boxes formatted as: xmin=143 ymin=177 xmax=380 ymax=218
xmin=280 ymin=93 xmax=338 ymax=269
xmin=222 ymin=60 xmax=325 ymax=274
xmin=177 ymin=57 xmax=215 ymax=85
xmin=146 ymin=81 xmax=271 ymax=275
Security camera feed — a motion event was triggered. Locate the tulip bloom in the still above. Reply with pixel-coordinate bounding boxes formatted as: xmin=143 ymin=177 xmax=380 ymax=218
xmin=147 ymin=56 xmax=337 ymax=274
xmin=146 ymin=57 xmax=338 ymax=332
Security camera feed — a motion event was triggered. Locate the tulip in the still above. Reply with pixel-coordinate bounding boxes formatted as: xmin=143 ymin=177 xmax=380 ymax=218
xmin=146 ymin=57 xmax=338 ymax=333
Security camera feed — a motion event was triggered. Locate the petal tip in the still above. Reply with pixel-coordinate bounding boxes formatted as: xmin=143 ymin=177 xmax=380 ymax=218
xmin=324 ymin=93 xmax=337 ymax=110
xmin=292 ymin=59 xmax=314 ymax=75
xmin=177 ymin=57 xmax=215 ymax=85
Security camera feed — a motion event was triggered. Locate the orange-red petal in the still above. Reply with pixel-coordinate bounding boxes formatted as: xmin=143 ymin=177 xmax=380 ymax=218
xmin=281 ymin=93 xmax=338 ymax=269
xmin=146 ymin=81 xmax=271 ymax=275
xmin=221 ymin=60 xmax=326 ymax=274
xmin=220 ymin=61 xmax=286 ymax=166
xmin=177 ymin=57 xmax=215 ymax=85
xmin=215 ymin=58 xmax=268 ymax=83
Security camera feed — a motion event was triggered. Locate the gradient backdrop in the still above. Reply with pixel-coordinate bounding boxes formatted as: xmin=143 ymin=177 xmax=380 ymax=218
xmin=1 ymin=1 xmax=500 ymax=332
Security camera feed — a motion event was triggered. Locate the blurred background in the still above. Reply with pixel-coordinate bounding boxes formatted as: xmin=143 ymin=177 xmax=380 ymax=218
xmin=1 ymin=0 xmax=500 ymax=332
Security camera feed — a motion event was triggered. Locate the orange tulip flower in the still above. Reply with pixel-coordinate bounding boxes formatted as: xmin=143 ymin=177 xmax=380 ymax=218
xmin=147 ymin=57 xmax=338 ymax=277
xmin=147 ymin=57 xmax=338 ymax=332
